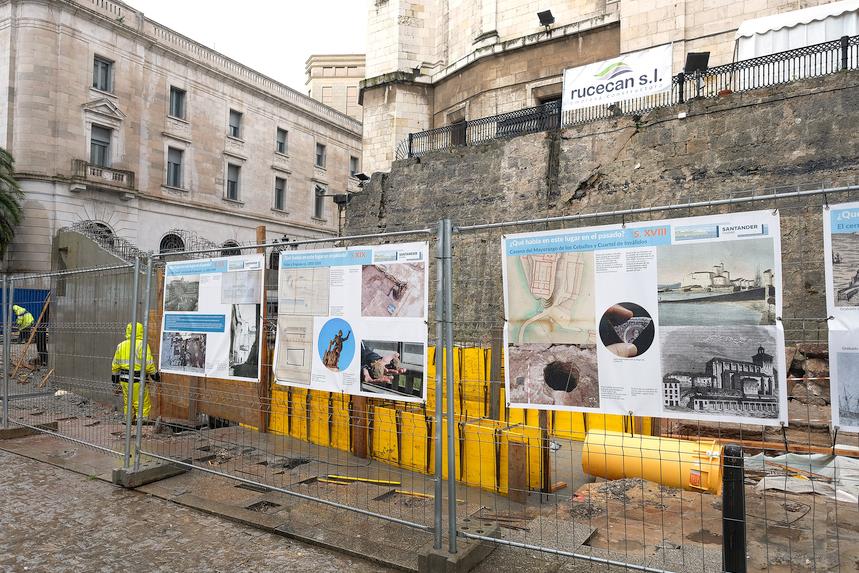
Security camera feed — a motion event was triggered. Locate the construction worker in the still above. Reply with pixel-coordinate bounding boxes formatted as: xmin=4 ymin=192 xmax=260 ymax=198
xmin=111 ymin=322 xmax=158 ymax=422
xmin=12 ymin=304 xmax=34 ymax=343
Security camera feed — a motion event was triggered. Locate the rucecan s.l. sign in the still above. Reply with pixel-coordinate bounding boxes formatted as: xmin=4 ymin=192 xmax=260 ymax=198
xmin=562 ymin=44 xmax=673 ymax=112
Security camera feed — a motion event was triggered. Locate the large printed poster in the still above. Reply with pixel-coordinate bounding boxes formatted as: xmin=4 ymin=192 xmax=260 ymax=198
xmin=824 ymin=202 xmax=859 ymax=432
xmin=273 ymin=242 xmax=429 ymax=403
xmin=502 ymin=210 xmax=787 ymax=426
xmin=160 ymin=254 xmax=264 ymax=382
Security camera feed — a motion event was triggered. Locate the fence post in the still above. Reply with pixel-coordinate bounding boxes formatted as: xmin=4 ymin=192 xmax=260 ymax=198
xmin=676 ymin=72 xmax=685 ymax=104
xmin=2 ymin=276 xmax=10 ymax=429
xmin=433 ymin=219 xmax=445 ymax=550
xmin=133 ymin=256 xmax=153 ymax=471
xmin=442 ymin=218 xmax=457 ymax=554
xmin=123 ymin=256 xmax=141 ymax=469
xmin=488 ymin=324 xmax=502 ymax=420
xmin=722 ymin=443 xmax=747 ymax=573
xmin=841 ymin=35 xmax=850 ymax=71
xmin=408 ymin=133 xmax=414 ymax=158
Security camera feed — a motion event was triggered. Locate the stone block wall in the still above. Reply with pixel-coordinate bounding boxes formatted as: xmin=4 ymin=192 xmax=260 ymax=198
xmin=346 ymin=71 xmax=859 ymax=344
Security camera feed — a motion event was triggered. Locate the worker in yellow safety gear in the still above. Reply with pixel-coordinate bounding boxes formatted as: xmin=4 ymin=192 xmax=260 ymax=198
xmin=12 ymin=304 xmax=34 ymax=343
xmin=111 ymin=322 xmax=158 ymax=421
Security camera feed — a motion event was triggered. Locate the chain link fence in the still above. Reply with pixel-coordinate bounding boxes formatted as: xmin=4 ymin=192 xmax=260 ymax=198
xmin=3 ymin=186 xmax=859 ymax=571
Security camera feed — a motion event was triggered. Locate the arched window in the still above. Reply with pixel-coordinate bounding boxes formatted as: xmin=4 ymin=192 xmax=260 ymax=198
xmin=221 ymin=240 xmax=240 ymax=257
xmin=84 ymin=221 xmax=115 ymax=248
xmin=159 ymin=233 xmax=185 ymax=254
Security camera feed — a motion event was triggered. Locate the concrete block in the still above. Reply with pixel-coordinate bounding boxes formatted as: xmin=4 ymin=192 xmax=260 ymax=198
xmin=418 ymin=522 xmax=499 ymax=573
xmin=0 ymin=421 xmax=59 ymax=439
xmin=112 ymin=460 xmax=187 ymax=488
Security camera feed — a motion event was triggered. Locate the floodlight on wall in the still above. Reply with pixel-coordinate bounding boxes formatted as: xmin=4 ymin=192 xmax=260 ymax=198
xmin=537 ymin=10 xmax=555 ymax=27
xmin=683 ymin=52 xmax=710 ymax=74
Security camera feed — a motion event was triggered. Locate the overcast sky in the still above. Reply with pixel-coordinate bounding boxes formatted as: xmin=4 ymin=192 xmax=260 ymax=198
xmin=127 ymin=0 xmax=368 ymax=92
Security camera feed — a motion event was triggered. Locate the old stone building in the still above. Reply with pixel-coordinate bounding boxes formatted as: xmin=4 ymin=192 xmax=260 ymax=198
xmin=360 ymin=0 xmax=853 ymax=173
xmin=0 ymin=0 xmax=362 ymax=273
xmin=306 ymin=54 xmax=366 ymax=122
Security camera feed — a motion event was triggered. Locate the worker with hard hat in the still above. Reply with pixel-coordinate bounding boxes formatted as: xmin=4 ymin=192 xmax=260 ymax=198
xmin=12 ymin=304 xmax=34 ymax=343
xmin=111 ymin=322 xmax=158 ymax=422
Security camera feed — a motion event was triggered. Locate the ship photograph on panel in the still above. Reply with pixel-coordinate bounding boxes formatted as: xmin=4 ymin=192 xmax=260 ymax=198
xmin=657 ymin=239 xmax=776 ymax=326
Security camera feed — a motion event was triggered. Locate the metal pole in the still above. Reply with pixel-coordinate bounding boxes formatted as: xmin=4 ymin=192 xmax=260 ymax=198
xmin=676 ymin=72 xmax=685 ymax=104
xmin=841 ymin=35 xmax=850 ymax=71
xmin=123 ymin=257 xmax=141 ymax=469
xmin=442 ymin=218 xmax=457 ymax=554
xmin=722 ymin=443 xmax=747 ymax=573
xmin=433 ymin=220 xmax=444 ymax=551
xmin=133 ymin=257 xmax=153 ymax=471
xmin=2 ymin=276 xmax=11 ymax=429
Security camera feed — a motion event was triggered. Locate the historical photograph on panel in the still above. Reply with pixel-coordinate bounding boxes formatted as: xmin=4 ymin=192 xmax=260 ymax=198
xmin=657 ymin=238 xmax=776 ymax=326
xmin=275 ymin=315 xmax=314 ymax=384
xmin=359 ymin=339 xmax=425 ymax=399
xmin=660 ymin=326 xmax=779 ymax=419
xmin=361 ymin=262 xmax=426 ymax=318
xmin=507 ymin=344 xmax=599 ymax=409
xmin=228 ymin=304 xmax=260 ymax=378
xmin=164 ymin=275 xmax=201 ymax=312
xmin=279 ymin=267 xmax=330 ymax=315
xmin=836 ymin=352 xmax=859 ymax=428
xmin=506 ymin=252 xmax=596 ymax=345
xmin=832 ymin=232 xmax=859 ymax=306
xmin=221 ymin=270 xmax=262 ymax=305
xmin=160 ymin=332 xmax=207 ymax=374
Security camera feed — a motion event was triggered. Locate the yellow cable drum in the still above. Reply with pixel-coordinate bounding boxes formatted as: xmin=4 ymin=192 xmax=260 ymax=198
xmin=582 ymin=430 xmax=724 ymax=495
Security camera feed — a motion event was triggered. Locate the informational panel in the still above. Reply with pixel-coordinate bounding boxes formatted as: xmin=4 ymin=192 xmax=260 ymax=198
xmin=561 ymin=43 xmax=672 ymax=112
xmin=502 ymin=210 xmax=787 ymax=426
xmin=160 ymin=254 xmax=264 ymax=382
xmin=824 ymin=201 xmax=859 ymax=432
xmin=273 ymin=242 xmax=428 ymax=403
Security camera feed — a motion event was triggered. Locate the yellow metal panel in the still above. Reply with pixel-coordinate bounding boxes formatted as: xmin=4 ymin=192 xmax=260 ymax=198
xmin=330 ymin=394 xmax=351 ymax=451
xmin=308 ymin=391 xmax=330 ymax=446
xmin=552 ymin=411 xmax=587 ymax=441
xmin=461 ymin=419 xmax=502 ymax=492
xmin=587 ymin=413 xmax=626 ymax=433
xmin=372 ymin=406 xmax=399 ymax=465
xmin=289 ymin=388 xmax=309 ymax=441
xmin=400 ymin=411 xmax=430 ymax=473
xmin=269 ymin=389 xmax=290 ymax=435
xmin=429 ymin=417 xmax=461 ymax=480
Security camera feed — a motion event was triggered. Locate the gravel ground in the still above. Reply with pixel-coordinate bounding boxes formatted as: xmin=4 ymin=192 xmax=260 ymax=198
xmin=0 ymin=449 xmax=392 ymax=573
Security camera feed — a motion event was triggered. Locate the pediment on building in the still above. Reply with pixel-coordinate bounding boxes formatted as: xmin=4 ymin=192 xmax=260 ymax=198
xmin=81 ymin=98 xmax=127 ymax=121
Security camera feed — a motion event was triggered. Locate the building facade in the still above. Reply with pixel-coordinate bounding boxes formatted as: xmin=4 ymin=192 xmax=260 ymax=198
xmin=306 ymin=54 xmax=365 ymax=122
xmin=360 ymin=0 xmax=846 ymax=174
xmin=0 ymin=0 xmax=363 ymax=273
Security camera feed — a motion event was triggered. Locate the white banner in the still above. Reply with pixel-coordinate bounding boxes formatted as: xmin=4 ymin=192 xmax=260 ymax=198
xmin=562 ymin=44 xmax=673 ymax=112
xmin=273 ymin=242 xmax=429 ymax=403
xmin=502 ymin=210 xmax=787 ymax=426
xmin=159 ymin=254 xmax=264 ymax=382
xmin=824 ymin=202 xmax=859 ymax=432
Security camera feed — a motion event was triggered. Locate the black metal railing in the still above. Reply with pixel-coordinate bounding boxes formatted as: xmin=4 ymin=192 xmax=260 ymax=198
xmin=397 ymin=35 xmax=859 ymax=160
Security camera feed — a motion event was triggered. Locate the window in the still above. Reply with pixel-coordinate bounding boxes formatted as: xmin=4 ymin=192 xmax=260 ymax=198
xmin=169 ymin=86 xmax=186 ymax=119
xmin=166 ymin=147 xmax=183 ymax=188
xmin=90 ymin=125 xmax=112 ymax=167
xmin=92 ymin=56 xmax=113 ymax=92
xmin=274 ymin=176 xmax=286 ymax=211
xmin=221 ymin=240 xmax=240 ymax=257
xmin=315 ymin=143 xmax=326 ymax=168
xmin=349 ymin=156 xmax=359 ymax=177
xmin=226 ymin=163 xmax=240 ymax=200
xmin=228 ymin=109 xmax=242 ymax=138
xmin=159 ymin=233 xmax=185 ymax=254
xmin=322 ymin=86 xmax=334 ymax=106
xmin=276 ymin=128 xmax=288 ymax=154
xmin=313 ymin=184 xmax=326 ymax=219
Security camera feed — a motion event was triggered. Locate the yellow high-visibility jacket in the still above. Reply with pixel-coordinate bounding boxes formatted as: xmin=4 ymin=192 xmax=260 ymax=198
xmin=111 ymin=322 xmax=156 ymax=380
xmin=12 ymin=305 xmax=34 ymax=329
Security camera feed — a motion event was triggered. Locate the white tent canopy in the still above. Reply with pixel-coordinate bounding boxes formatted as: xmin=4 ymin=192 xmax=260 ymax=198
xmin=736 ymin=0 xmax=859 ymax=59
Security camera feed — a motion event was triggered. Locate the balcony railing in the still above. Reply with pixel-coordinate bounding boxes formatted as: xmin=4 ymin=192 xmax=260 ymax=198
xmin=397 ymin=34 xmax=859 ymax=160
xmin=72 ymin=159 xmax=135 ymax=190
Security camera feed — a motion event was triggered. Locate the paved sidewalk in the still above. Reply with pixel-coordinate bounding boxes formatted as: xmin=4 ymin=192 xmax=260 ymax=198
xmin=0 ymin=449 xmax=392 ymax=573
